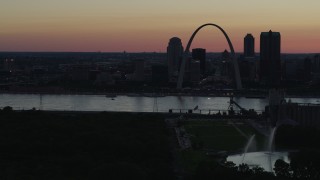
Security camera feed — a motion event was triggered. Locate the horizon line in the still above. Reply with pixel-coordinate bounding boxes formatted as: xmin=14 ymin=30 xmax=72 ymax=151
xmin=1 ymin=51 xmax=320 ymax=55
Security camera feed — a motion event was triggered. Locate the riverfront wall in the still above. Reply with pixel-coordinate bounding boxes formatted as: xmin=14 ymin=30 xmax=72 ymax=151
xmin=272 ymin=103 xmax=320 ymax=128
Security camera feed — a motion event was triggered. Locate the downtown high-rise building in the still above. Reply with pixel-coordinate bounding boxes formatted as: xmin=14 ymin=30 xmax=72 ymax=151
xmin=192 ymin=48 xmax=206 ymax=75
xmin=244 ymin=34 xmax=255 ymax=57
xmin=134 ymin=59 xmax=145 ymax=81
xmin=167 ymin=37 xmax=183 ymax=77
xmin=189 ymin=60 xmax=201 ymax=83
xmin=260 ymin=30 xmax=281 ymax=87
xmin=240 ymin=34 xmax=257 ymax=82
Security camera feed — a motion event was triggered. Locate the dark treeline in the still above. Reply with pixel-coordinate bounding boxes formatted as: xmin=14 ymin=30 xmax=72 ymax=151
xmin=1 ymin=109 xmax=320 ymax=179
xmin=191 ymin=158 xmax=320 ymax=180
xmin=276 ymin=125 xmax=320 ymax=149
xmin=0 ymin=110 xmax=175 ymax=179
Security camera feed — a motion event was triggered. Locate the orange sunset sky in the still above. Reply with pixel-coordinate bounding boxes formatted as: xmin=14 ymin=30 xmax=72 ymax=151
xmin=0 ymin=0 xmax=320 ymax=53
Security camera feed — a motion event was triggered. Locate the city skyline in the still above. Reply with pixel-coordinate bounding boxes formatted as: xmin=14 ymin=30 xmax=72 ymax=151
xmin=1 ymin=0 xmax=320 ymax=53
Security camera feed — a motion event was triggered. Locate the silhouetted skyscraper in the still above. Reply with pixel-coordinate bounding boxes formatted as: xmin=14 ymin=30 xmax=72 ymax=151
xmin=189 ymin=60 xmax=201 ymax=83
xmin=260 ymin=30 xmax=281 ymax=87
xmin=222 ymin=49 xmax=230 ymax=61
xmin=192 ymin=48 xmax=206 ymax=75
xmin=167 ymin=37 xmax=183 ymax=77
xmin=244 ymin=34 xmax=255 ymax=57
xmin=304 ymin=57 xmax=312 ymax=81
xmin=312 ymin=54 xmax=320 ymax=73
xmin=134 ymin=59 xmax=145 ymax=81
xmin=221 ymin=49 xmax=232 ymax=77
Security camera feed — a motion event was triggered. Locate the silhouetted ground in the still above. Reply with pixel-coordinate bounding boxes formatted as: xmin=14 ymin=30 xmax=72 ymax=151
xmin=0 ymin=110 xmax=175 ymax=180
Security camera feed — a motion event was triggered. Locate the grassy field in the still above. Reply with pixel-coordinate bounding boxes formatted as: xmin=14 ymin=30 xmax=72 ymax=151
xmin=180 ymin=119 xmax=267 ymax=173
xmin=184 ymin=120 xmax=266 ymax=151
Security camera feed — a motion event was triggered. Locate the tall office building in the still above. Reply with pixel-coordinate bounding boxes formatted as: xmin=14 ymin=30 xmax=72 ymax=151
xmin=244 ymin=34 xmax=255 ymax=57
xmin=312 ymin=54 xmax=320 ymax=73
xmin=134 ymin=59 xmax=145 ymax=81
xmin=241 ymin=34 xmax=257 ymax=82
xmin=260 ymin=30 xmax=281 ymax=87
xmin=221 ymin=50 xmax=232 ymax=77
xmin=189 ymin=60 xmax=201 ymax=83
xmin=192 ymin=48 xmax=206 ymax=75
xmin=167 ymin=37 xmax=183 ymax=77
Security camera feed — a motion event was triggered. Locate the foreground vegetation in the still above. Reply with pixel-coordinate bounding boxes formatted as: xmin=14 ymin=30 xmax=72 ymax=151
xmin=0 ymin=110 xmax=175 ymax=180
xmin=1 ymin=109 xmax=320 ymax=180
xmin=181 ymin=120 xmax=320 ymax=180
xmin=184 ymin=120 xmax=265 ymax=151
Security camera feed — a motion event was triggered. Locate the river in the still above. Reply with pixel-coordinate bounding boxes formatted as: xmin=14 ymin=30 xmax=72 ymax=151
xmin=0 ymin=94 xmax=319 ymax=112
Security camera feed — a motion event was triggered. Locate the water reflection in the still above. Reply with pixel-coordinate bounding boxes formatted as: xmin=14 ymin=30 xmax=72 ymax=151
xmin=0 ymin=94 xmax=319 ymax=112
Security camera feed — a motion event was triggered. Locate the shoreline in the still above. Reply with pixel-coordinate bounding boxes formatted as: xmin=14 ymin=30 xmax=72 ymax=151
xmin=1 ymin=91 xmax=320 ymax=99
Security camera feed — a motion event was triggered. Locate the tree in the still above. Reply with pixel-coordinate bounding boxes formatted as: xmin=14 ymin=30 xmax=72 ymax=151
xmin=2 ymin=106 xmax=13 ymax=112
xmin=290 ymin=151 xmax=320 ymax=179
xmin=274 ymin=159 xmax=291 ymax=178
xmin=238 ymin=163 xmax=252 ymax=174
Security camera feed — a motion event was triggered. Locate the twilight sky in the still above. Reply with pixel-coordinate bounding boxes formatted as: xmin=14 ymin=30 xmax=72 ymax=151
xmin=0 ymin=0 xmax=319 ymax=53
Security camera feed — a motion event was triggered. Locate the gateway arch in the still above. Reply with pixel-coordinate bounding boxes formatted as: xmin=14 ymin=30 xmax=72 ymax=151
xmin=177 ymin=23 xmax=242 ymax=90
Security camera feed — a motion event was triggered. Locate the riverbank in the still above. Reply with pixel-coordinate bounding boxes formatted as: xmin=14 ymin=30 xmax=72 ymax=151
xmin=0 ymin=89 xmax=248 ymax=97
xmin=2 ymin=90 xmax=320 ymax=99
